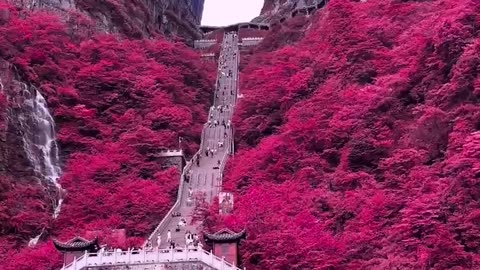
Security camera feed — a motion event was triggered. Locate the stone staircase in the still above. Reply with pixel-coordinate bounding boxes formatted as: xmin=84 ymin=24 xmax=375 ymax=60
xmin=145 ymin=31 xmax=240 ymax=250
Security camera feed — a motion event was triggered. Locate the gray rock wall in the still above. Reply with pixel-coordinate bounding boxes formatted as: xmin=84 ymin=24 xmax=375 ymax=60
xmin=256 ymin=0 xmax=321 ymax=23
xmin=7 ymin=0 xmax=205 ymax=40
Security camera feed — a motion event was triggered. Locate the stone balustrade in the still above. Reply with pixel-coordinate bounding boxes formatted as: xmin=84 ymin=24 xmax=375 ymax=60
xmin=194 ymin=39 xmax=217 ymax=49
xmin=158 ymin=149 xmax=184 ymax=157
xmin=62 ymin=248 xmax=242 ymax=270
xmin=240 ymin=37 xmax=264 ymax=47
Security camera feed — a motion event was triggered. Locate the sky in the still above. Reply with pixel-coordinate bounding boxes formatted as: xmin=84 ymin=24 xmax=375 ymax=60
xmin=201 ymin=0 xmax=264 ymax=26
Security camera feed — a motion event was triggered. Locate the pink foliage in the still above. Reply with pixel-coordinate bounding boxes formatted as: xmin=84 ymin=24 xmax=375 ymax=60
xmin=207 ymin=0 xmax=480 ymax=269
xmin=0 ymin=1 xmax=215 ymax=267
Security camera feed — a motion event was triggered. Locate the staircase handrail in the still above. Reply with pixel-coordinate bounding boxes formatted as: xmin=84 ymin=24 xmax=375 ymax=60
xmin=61 ymin=253 xmax=86 ymax=270
xmin=219 ymin=138 xmax=230 ymax=175
xmin=145 ymin=123 xmax=208 ymax=246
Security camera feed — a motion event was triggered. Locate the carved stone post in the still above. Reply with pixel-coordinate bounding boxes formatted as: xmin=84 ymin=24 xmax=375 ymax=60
xmin=84 ymin=250 xmax=88 ymax=266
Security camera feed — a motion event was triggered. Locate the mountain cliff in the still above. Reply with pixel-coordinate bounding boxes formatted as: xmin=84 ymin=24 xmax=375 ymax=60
xmin=7 ymin=0 xmax=205 ymax=40
xmin=256 ymin=0 xmax=319 ymax=22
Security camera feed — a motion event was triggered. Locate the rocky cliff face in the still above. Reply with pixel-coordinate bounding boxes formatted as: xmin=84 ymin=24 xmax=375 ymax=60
xmin=7 ymin=0 xmax=205 ymax=40
xmin=0 ymin=61 xmax=36 ymax=180
xmin=256 ymin=0 xmax=320 ymax=22
xmin=0 ymin=59 xmax=55 ymax=250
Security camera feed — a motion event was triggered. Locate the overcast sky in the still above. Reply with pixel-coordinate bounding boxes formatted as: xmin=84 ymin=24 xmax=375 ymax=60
xmin=201 ymin=0 xmax=264 ymax=26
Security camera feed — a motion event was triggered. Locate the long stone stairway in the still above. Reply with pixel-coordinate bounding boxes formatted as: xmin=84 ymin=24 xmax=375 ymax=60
xmin=148 ymin=31 xmax=239 ymax=250
xmin=60 ymin=32 xmax=241 ymax=270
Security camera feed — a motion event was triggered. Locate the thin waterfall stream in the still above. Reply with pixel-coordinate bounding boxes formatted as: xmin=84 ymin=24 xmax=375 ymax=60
xmin=20 ymin=83 xmax=63 ymax=215
xmin=16 ymin=83 xmax=63 ymax=246
xmin=1 ymin=63 xmax=64 ymax=246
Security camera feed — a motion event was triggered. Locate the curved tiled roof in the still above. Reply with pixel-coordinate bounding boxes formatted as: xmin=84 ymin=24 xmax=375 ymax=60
xmin=204 ymin=229 xmax=246 ymax=243
xmin=53 ymin=236 xmax=99 ymax=252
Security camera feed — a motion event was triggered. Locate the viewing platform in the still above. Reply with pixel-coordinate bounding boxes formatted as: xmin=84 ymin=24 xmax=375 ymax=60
xmin=240 ymin=37 xmax=264 ymax=47
xmin=194 ymin=39 xmax=217 ymax=49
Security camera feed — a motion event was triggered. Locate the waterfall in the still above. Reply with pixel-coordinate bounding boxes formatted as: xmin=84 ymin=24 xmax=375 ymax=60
xmin=1 ymin=64 xmax=64 ymax=246
xmin=18 ymin=82 xmax=63 ymax=218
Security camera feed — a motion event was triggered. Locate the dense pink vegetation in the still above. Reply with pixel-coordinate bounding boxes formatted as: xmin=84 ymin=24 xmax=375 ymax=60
xmin=0 ymin=2 xmax=213 ymax=269
xmin=2 ymin=0 xmax=480 ymax=269
xmin=206 ymin=0 xmax=480 ymax=269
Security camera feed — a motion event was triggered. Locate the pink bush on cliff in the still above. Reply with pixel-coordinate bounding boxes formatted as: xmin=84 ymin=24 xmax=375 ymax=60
xmin=0 ymin=2 xmax=214 ymax=268
xmin=208 ymin=0 xmax=480 ymax=269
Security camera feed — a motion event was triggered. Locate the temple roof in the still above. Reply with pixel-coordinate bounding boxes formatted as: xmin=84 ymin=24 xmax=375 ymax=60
xmin=53 ymin=236 xmax=99 ymax=252
xmin=204 ymin=228 xmax=246 ymax=243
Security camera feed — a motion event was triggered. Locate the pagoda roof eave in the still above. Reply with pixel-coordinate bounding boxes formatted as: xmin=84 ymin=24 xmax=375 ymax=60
xmin=204 ymin=228 xmax=246 ymax=243
xmin=53 ymin=236 xmax=99 ymax=252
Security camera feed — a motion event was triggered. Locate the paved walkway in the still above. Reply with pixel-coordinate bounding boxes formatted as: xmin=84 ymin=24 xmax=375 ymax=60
xmin=149 ymin=32 xmax=240 ymax=249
